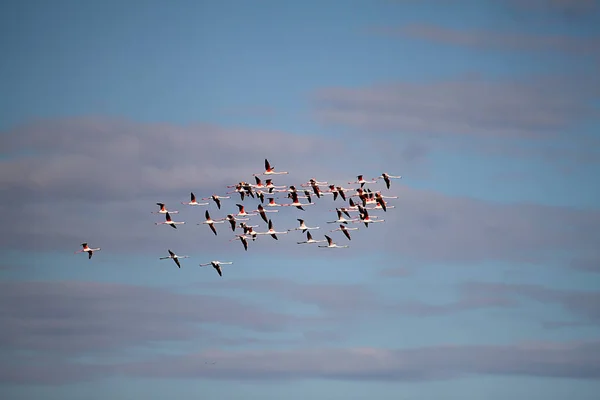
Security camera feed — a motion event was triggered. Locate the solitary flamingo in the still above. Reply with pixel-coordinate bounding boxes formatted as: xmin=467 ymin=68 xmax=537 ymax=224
xmin=296 ymin=231 xmax=327 ymax=245
xmin=376 ymin=173 xmax=402 ymax=190
xmin=159 ymin=249 xmax=189 ymax=268
xmin=182 ymin=193 xmax=209 ymax=206
xmin=74 ymin=242 xmax=101 ymax=259
xmin=155 ymin=212 xmax=185 ymax=229
xmin=330 ymin=224 xmax=358 ymax=240
xmin=152 ymin=203 xmax=179 ymax=214
xmin=318 ymin=235 xmax=349 ymax=249
xmin=198 ymin=210 xmax=224 ymax=235
xmin=254 ymin=159 xmax=289 ymax=176
xmin=201 ymin=194 xmax=230 ymax=209
xmin=288 ymin=218 xmax=320 ymax=233
xmin=199 ymin=261 xmax=233 ymax=277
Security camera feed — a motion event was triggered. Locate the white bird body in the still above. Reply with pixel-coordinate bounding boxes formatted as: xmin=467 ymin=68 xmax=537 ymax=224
xmin=155 ymin=212 xmax=185 ymax=229
xmin=297 ymin=231 xmax=327 ymax=244
xmin=152 ymin=203 xmax=179 ymax=214
xmin=199 ymin=261 xmax=233 ymax=277
xmin=288 ymin=218 xmax=320 ymax=233
xmin=182 ymin=192 xmax=209 ymax=206
xmin=318 ymin=235 xmax=349 ymax=248
xmin=74 ymin=242 xmax=101 ymax=259
xmin=159 ymin=249 xmax=189 ymax=268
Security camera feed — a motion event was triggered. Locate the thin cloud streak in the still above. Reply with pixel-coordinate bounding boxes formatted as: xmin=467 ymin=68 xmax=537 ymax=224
xmin=371 ymin=24 xmax=600 ymax=55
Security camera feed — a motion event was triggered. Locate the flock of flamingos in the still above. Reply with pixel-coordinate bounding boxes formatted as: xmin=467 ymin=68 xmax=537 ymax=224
xmin=75 ymin=159 xmax=402 ymax=277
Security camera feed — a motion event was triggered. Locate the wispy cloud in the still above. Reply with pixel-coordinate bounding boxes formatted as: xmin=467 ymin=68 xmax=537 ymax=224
xmin=4 ymin=339 xmax=600 ymax=385
xmin=372 ymin=23 xmax=600 ymax=55
xmin=394 ymin=281 xmax=600 ymax=327
xmin=0 ymin=280 xmax=312 ymax=356
xmin=313 ymin=74 xmax=600 ymax=138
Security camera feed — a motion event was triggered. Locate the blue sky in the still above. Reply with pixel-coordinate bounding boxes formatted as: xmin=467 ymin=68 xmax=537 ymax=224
xmin=1 ymin=0 xmax=600 ymax=399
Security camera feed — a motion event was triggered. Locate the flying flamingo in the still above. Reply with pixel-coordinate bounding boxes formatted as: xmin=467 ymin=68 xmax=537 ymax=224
xmin=155 ymin=212 xmax=185 ymax=229
xmin=327 ymin=209 xmax=358 ymax=224
xmin=266 ymin=198 xmax=283 ymax=207
xmin=349 ymin=174 xmax=377 ymax=188
xmin=159 ymin=249 xmax=189 ymax=268
xmin=235 ymin=204 xmax=257 ymax=217
xmin=201 ymin=194 xmax=230 ymax=209
xmin=182 ymin=192 xmax=209 ymax=206
xmin=376 ymin=173 xmax=402 ymax=190
xmin=230 ymin=234 xmax=249 ymax=251
xmin=355 ymin=206 xmax=385 ymax=228
xmin=300 ymin=178 xmax=328 ymax=188
xmin=253 ymin=204 xmax=278 ymax=224
xmin=152 ymin=203 xmax=179 ymax=214
xmin=256 ymin=219 xmax=288 ymax=240
xmin=330 ymin=224 xmax=358 ymax=240
xmin=254 ymin=159 xmax=289 ymax=176
xmin=264 ymin=179 xmax=287 ymax=192
xmin=288 ymin=218 xmax=320 ymax=233
xmin=198 ymin=210 xmax=224 ymax=235
xmin=199 ymin=261 xmax=233 ymax=277
xmin=221 ymin=214 xmax=248 ymax=232
xmin=283 ymin=192 xmax=314 ymax=211
xmin=296 ymin=231 xmax=327 ymax=245
xmin=74 ymin=242 xmax=101 ymax=259
xmin=318 ymin=235 xmax=349 ymax=249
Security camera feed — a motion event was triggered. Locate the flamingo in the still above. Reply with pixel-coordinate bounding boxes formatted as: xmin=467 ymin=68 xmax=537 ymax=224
xmin=159 ymin=249 xmax=189 ymax=268
xmin=254 ymin=158 xmax=289 ymax=176
xmin=264 ymin=179 xmax=287 ymax=192
xmin=256 ymin=219 xmax=288 ymax=240
xmin=297 ymin=231 xmax=328 ymax=244
xmin=310 ymin=183 xmax=323 ymax=198
xmin=330 ymin=224 xmax=358 ymax=240
xmin=318 ymin=235 xmax=349 ymax=249
xmin=355 ymin=206 xmax=385 ymax=228
xmin=300 ymin=178 xmax=328 ymax=188
xmin=366 ymin=203 xmax=395 ymax=211
xmin=201 ymin=194 xmax=230 ymax=209
xmin=253 ymin=204 xmax=278 ymax=224
xmin=74 ymin=242 xmax=101 ymax=259
xmin=198 ymin=210 xmax=224 ymax=235
xmin=288 ymin=218 xmax=320 ymax=233
xmin=238 ymin=222 xmax=259 ymax=241
xmin=376 ymin=173 xmax=402 ymax=190
xmin=255 ymin=190 xmax=266 ymax=204
xmin=266 ymin=198 xmax=283 ymax=207
xmin=283 ymin=192 xmax=314 ymax=211
xmin=182 ymin=192 xmax=209 ymax=206
xmin=251 ymin=176 xmax=268 ymax=190
xmin=349 ymin=174 xmax=377 ymax=188
xmin=327 ymin=209 xmax=358 ymax=224
xmin=221 ymin=214 xmax=248 ymax=232
xmin=152 ymin=203 xmax=179 ymax=214
xmin=235 ymin=204 xmax=257 ymax=217
xmin=155 ymin=212 xmax=185 ymax=229
xmin=230 ymin=234 xmax=249 ymax=251
xmin=199 ymin=261 xmax=233 ymax=277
